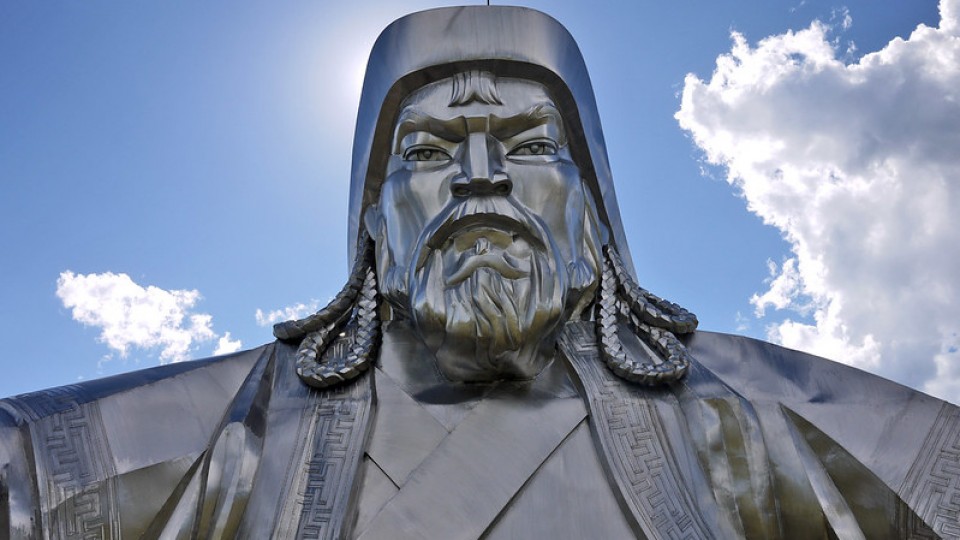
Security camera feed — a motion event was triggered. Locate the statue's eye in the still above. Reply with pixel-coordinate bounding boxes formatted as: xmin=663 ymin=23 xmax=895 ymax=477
xmin=403 ymin=146 xmax=451 ymax=162
xmin=509 ymin=140 xmax=557 ymax=157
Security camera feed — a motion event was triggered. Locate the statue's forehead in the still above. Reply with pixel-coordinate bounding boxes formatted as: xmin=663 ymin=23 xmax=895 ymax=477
xmin=397 ymin=77 xmax=557 ymax=122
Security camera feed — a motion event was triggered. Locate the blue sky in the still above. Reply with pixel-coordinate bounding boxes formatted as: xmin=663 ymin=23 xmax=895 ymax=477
xmin=2 ymin=0 xmax=954 ymax=400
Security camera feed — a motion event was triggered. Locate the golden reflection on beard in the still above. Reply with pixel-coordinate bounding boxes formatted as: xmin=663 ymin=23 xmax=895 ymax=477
xmin=408 ymin=237 xmax=566 ymax=381
xmin=377 ymin=195 xmax=602 ymax=381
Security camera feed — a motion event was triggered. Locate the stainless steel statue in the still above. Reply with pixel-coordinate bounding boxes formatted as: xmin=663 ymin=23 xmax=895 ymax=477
xmin=2 ymin=6 xmax=958 ymax=539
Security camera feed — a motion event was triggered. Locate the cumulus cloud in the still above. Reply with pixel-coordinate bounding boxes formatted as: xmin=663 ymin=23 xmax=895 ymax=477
xmin=751 ymin=258 xmax=805 ymax=317
xmin=677 ymin=0 xmax=960 ymax=401
xmin=255 ymin=300 xmax=320 ymax=327
xmin=214 ymin=332 xmax=243 ymax=355
xmin=56 ymin=271 xmax=233 ymax=363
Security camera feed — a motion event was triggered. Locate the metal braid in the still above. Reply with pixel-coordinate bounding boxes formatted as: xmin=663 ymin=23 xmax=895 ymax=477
xmin=296 ymin=265 xmax=380 ymax=389
xmin=605 ymin=246 xmax=698 ymax=335
xmin=273 ymin=232 xmax=374 ymax=341
xmin=595 ymin=245 xmax=693 ymax=385
xmin=270 ymin=231 xmax=381 ymax=389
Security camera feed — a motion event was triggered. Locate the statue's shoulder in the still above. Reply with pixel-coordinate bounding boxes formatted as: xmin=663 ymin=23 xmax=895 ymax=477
xmin=564 ymin=324 xmax=960 ymax=536
xmin=689 ymin=330 xmax=960 ymax=498
xmin=687 ymin=330 xmax=945 ymax=410
xmin=1 ymin=343 xmax=270 ymax=427
xmin=0 ymin=344 xmax=272 ymax=538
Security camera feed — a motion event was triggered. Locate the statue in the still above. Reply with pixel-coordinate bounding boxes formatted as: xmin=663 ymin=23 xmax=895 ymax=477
xmin=2 ymin=6 xmax=958 ymax=539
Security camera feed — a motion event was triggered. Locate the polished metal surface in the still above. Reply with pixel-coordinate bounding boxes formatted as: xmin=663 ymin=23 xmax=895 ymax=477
xmin=366 ymin=73 xmax=603 ymax=383
xmin=483 ymin=422 xmax=637 ymax=540
xmin=3 ymin=5 xmax=959 ymax=539
xmin=5 ymin=325 xmax=955 ymax=537
xmin=364 ymin=366 xmax=448 ymax=486
xmin=347 ymin=6 xmax=635 ymax=276
xmin=356 ymin=358 xmax=586 ymax=540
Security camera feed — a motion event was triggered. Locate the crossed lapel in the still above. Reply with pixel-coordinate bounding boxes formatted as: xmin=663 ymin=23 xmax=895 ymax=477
xmin=356 ymin=343 xmax=587 ymax=540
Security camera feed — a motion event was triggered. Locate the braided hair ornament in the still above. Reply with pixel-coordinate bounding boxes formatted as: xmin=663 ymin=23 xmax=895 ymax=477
xmin=275 ymin=234 xmax=695 ymax=389
xmin=595 ymin=245 xmax=698 ymax=385
xmin=273 ymin=233 xmax=381 ymax=389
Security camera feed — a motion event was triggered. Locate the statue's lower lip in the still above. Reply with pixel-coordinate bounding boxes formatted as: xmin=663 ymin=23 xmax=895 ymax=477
xmin=417 ymin=213 xmax=544 ymax=272
xmin=427 ymin=213 xmax=542 ymax=250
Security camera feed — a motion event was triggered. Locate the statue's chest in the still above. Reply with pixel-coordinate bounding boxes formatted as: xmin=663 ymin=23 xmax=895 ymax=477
xmin=353 ymin=362 xmax=636 ymax=539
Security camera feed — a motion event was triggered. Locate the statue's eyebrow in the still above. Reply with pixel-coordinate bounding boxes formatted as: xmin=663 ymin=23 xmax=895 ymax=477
xmin=392 ymin=103 xmax=567 ymax=153
xmin=490 ymin=104 xmax=567 ymax=145
xmin=393 ymin=109 xmax=466 ymax=153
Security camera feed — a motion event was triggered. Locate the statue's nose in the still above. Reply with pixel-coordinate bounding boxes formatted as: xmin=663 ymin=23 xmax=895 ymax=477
xmin=451 ymin=132 xmax=512 ymax=197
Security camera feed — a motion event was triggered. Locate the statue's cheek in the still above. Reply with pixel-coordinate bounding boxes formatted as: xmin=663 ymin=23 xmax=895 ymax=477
xmin=396 ymin=168 xmax=458 ymax=214
xmin=511 ymin=161 xmax=582 ymax=226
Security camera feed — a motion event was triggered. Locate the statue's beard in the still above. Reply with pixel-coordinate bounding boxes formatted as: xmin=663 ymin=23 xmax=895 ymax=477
xmin=380 ymin=197 xmax=595 ymax=381
xmin=410 ymin=240 xmax=562 ymax=381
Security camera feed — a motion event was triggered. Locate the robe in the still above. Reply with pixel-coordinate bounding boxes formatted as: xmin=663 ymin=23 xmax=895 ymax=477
xmin=1 ymin=321 xmax=957 ymax=539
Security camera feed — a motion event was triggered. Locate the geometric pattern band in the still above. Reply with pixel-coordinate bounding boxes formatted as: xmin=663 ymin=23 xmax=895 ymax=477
xmin=295 ymin=371 xmax=374 ymax=540
xmin=5 ymin=386 xmax=120 ymax=539
xmin=900 ymin=402 xmax=960 ymax=539
xmin=559 ymin=322 xmax=712 ymax=540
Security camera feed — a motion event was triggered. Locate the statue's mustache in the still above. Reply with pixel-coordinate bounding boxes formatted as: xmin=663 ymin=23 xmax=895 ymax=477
xmin=413 ymin=197 xmax=549 ymax=273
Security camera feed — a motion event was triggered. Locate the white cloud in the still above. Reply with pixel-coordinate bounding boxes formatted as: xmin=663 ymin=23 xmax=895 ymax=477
xmin=833 ymin=7 xmax=853 ymax=31
xmin=734 ymin=311 xmax=751 ymax=333
xmin=255 ymin=300 xmax=320 ymax=327
xmin=677 ymin=0 xmax=960 ymax=401
xmin=751 ymin=258 xmax=804 ymax=317
xmin=56 ymin=271 xmax=232 ymax=363
xmin=214 ymin=332 xmax=243 ymax=355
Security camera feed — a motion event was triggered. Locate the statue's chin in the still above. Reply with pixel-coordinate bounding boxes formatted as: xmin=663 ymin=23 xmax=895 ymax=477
xmin=411 ymin=293 xmax=564 ymax=382
xmin=405 ymin=257 xmax=566 ymax=382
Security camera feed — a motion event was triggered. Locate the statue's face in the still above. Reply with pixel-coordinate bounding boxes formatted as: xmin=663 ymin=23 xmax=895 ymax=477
xmin=367 ymin=74 xmax=600 ymax=381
